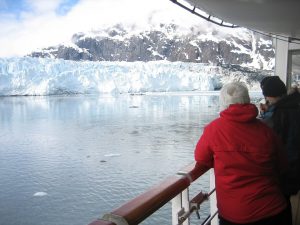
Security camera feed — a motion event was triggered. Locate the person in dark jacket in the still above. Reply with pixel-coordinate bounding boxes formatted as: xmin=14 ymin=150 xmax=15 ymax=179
xmin=195 ymin=82 xmax=291 ymax=225
xmin=260 ymin=76 xmax=300 ymax=196
xmin=260 ymin=76 xmax=300 ymax=224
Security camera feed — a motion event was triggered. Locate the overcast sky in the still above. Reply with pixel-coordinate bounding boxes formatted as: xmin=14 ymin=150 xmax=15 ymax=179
xmin=0 ymin=0 xmax=211 ymax=57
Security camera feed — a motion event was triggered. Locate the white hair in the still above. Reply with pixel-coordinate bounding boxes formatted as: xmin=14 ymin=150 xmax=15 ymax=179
xmin=219 ymin=82 xmax=250 ymax=110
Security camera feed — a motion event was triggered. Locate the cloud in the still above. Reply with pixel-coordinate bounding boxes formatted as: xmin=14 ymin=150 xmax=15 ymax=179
xmin=0 ymin=0 xmax=218 ymax=57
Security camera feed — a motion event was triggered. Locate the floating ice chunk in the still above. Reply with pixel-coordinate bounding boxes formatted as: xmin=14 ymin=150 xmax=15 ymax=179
xmin=104 ymin=153 xmax=121 ymax=157
xmin=33 ymin=192 xmax=48 ymax=197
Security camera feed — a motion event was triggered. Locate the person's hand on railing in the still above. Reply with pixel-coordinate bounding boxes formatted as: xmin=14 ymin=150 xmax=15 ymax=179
xmin=177 ymin=162 xmax=210 ymax=182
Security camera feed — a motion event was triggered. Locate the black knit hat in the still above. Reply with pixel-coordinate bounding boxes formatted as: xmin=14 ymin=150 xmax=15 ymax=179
xmin=260 ymin=76 xmax=287 ymax=97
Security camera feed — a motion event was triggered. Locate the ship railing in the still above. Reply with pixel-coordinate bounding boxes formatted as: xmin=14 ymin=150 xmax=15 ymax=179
xmin=87 ymin=162 xmax=218 ymax=225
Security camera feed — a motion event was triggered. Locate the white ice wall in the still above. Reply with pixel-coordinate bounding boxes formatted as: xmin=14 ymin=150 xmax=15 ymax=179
xmin=0 ymin=57 xmax=261 ymax=96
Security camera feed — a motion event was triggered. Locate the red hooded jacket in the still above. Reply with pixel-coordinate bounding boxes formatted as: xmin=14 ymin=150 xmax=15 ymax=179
xmin=195 ymin=104 xmax=287 ymax=223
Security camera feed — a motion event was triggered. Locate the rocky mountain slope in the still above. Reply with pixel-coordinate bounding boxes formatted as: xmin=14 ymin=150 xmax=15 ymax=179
xmin=29 ymin=23 xmax=275 ymax=71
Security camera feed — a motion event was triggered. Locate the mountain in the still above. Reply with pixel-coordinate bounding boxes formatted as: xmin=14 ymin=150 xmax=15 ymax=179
xmin=28 ymin=23 xmax=275 ymax=71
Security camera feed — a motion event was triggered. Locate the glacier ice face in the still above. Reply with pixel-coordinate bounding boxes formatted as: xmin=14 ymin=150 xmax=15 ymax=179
xmin=0 ymin=57 xmax=263 ymax=96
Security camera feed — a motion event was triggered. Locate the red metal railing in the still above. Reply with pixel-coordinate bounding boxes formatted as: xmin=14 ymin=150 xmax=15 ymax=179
xmin=88 ymin=162 xmax=211 ymax=225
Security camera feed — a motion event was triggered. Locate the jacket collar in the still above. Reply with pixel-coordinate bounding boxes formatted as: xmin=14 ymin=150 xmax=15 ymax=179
xmin=220 ymin=104 xmax=258 ymax=123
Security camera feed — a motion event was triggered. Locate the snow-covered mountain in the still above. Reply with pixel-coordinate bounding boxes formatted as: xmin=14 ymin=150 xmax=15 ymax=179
xmin=29 ymin=23 xmax=275 ymax=71
xmin=0 ymin=23 xmax=274 ymax=96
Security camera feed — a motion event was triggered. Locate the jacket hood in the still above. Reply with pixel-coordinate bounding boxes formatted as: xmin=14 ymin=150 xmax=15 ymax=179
xmin=220 ymin=104 xmax=258 ymax=122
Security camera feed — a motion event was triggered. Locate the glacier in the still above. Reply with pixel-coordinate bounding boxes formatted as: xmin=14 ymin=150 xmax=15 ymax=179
xmin=0 ymin=57 xmax=264 ymax=96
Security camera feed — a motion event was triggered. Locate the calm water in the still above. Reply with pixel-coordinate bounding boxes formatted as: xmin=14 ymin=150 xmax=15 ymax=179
xmin=0 ymin=92 xmax=259 ymax=225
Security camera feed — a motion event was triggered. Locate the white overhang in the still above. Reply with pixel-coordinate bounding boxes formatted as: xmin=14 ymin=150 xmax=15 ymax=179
xmin=181 ymin=0 xmax=300 ymax=40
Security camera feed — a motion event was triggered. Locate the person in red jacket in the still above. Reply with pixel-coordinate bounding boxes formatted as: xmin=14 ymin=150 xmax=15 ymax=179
xmin=194 ymin=82 xmax=292 ymax=225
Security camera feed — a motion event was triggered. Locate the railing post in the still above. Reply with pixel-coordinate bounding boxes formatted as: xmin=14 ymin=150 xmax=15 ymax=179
xmin=210 ymin=169 xmax=218 ymax=225
xmin=172 ymin=193 xmax=182 ymax=225
xmin=171 ymin=188 xmax=190 ymax=225
xmin=182 ymin=189 xmax=190 ymax=225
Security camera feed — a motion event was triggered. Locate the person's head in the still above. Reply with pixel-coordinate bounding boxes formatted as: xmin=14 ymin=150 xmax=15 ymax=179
xmin=260 ymin=76 xmax=287 ymax=105
xmin=260 ymin=76 xmax=287 ymax=97
xmin=219 ymin=82 xmax=250 ymax=110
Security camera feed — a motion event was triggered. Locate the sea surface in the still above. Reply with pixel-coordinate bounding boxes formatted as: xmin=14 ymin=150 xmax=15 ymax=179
xmin=0 ymin=92 xmax=262 ymax=225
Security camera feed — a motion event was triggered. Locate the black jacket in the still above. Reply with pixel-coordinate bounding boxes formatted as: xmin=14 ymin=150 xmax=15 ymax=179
xmin=272 ymin=91 xmax=300 ymax=195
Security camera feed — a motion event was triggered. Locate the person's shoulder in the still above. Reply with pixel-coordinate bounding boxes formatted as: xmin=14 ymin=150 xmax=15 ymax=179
xmin=203 ymin=117 xmax=222 ymax=131
xmin=275 ymin=93 xmax=299 ymax=111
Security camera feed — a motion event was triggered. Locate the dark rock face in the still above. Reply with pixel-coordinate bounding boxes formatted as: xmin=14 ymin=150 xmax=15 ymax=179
xmin=29 ymin=24 xmax=274 ymax=70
